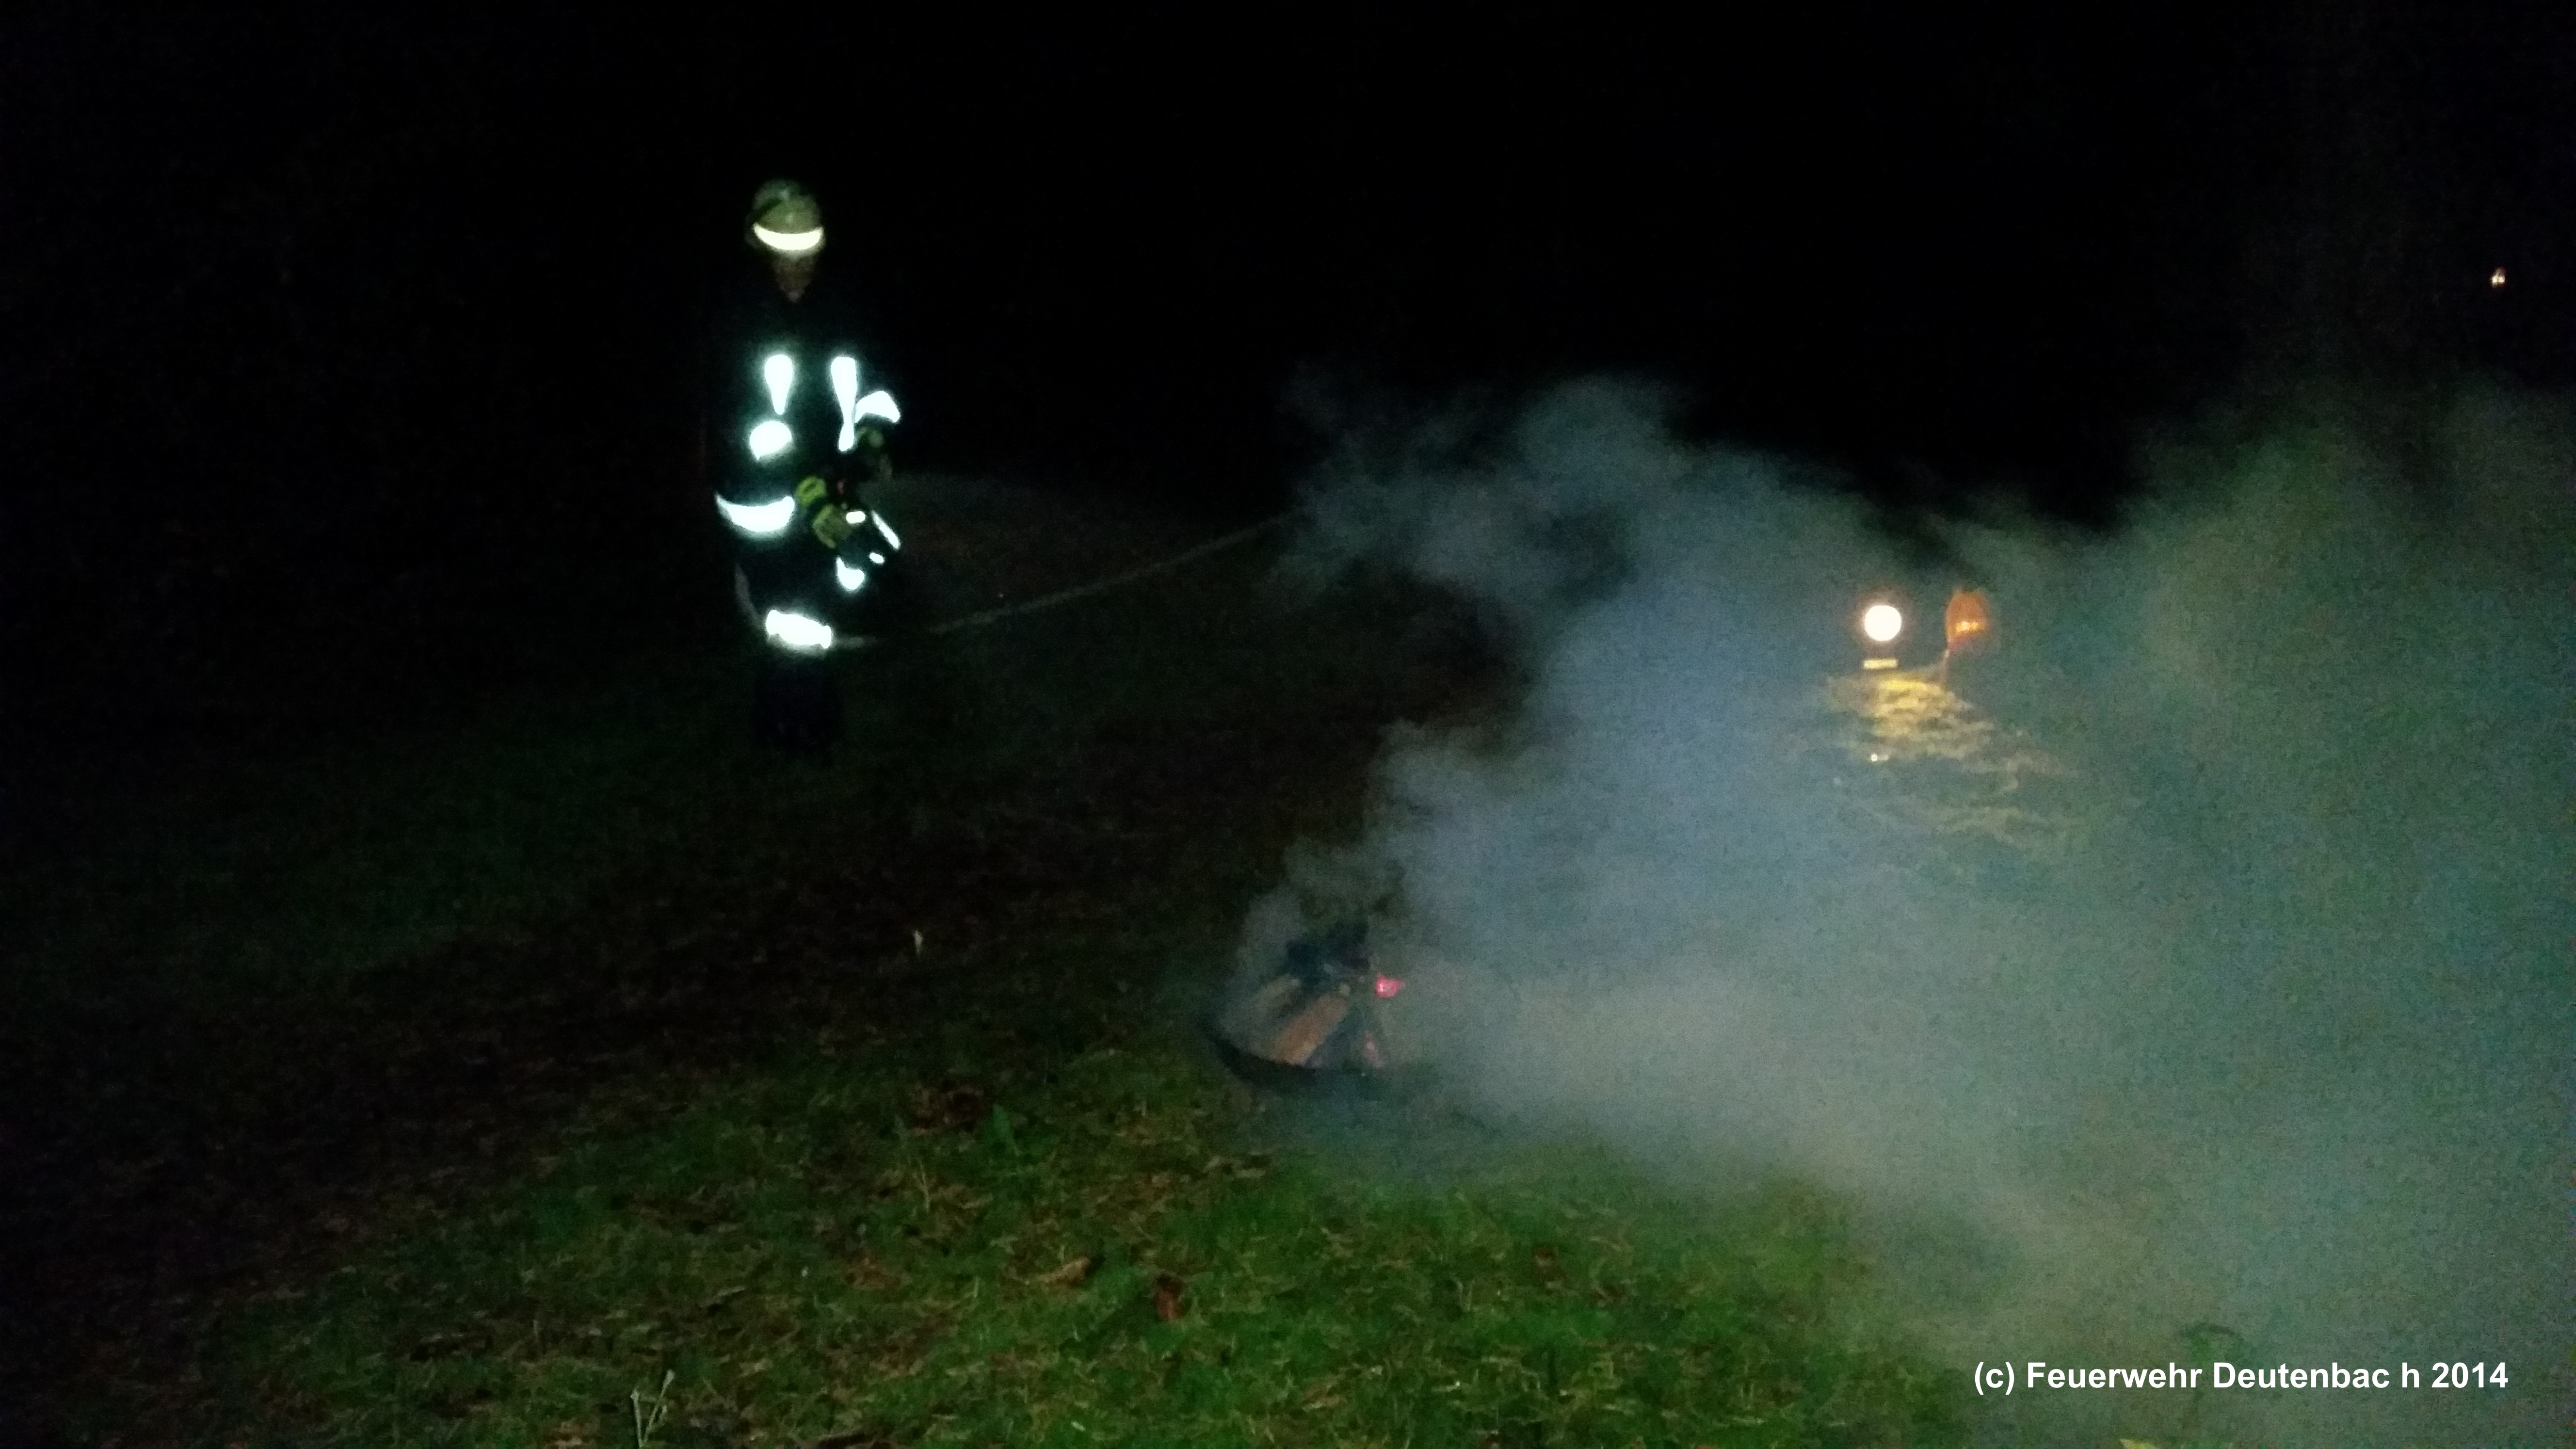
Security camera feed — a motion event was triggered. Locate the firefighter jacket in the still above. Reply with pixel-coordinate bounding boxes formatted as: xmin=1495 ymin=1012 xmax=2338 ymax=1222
xmin=708 ymin=265 xmax=899 ymax=547
xmin=707 ymin=264 xmax=905 ymax=646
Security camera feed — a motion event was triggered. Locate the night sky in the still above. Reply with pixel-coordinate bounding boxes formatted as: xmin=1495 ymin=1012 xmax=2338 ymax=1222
xmin=2 ymin=5 xmax=2567 ymax=749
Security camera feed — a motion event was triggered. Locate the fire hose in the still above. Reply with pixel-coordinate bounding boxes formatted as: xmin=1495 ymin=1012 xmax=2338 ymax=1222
xmin=833 ymin=512 xmax=1289 ymax=651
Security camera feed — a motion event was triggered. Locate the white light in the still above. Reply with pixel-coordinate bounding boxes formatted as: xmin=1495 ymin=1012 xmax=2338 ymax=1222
xmin=836 ymin=558 xmax=869 ymax=593
xmin=753 ymin=223 xmax=823 ymax=255
xmin=853 ymin=388 xmax=901 ymax=424
xmin=868 ymin=551 xmax=885 ymax=565
xmin=872 ymin=511 xmax=902 ymax=550
xmin=2491 ymin=267 xmax=2507 ymax=289
xmin=1861 ymin=603 xmax=1903 ymax=643
xmin=830 ymin=355 xmax=860 ymax=450
xmin=762 ymin=354 xmax=795 ymax=414
xmin=747 ymin=419 xmax=792 ymax=461
xmin=715 ymin=493 xmax=795 ymax=535
xmin=763 ymin=609 xmax=835 ymax=651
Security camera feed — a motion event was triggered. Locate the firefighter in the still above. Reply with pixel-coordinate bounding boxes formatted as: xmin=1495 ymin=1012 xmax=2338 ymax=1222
xmin=708 ymin=179 xmax=907 ymax=751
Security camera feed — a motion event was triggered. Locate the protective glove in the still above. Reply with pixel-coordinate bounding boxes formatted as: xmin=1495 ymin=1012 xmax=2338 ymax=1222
xmin=811 ymin=504 xmax=855 ymax=550
xmin=793 ymin=476 xmax=856 ymax=549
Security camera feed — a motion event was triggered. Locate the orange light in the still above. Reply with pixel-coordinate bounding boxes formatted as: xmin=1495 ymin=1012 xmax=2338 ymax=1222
xmin=1944 ymin=587 xmax=1995 ymax=654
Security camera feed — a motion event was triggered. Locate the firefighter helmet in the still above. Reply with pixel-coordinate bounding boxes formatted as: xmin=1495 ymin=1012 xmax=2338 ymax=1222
xmin=749 ymin=179 xmax=824 ymax=256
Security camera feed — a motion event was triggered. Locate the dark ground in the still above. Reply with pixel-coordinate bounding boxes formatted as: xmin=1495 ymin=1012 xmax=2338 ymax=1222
xmin=0 ymin=510 xmax=1525 ymax=1445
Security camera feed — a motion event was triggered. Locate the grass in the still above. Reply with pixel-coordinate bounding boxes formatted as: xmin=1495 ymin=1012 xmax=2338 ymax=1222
xmin=222 ymin=1042 xmax=1955 ymax=1448
xmin=4 ymin=539 xmax=1965 ymax=1447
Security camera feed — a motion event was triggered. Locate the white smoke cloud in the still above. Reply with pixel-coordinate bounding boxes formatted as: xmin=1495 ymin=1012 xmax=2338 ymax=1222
xmin=1250 ymin=378 xmax=2572 ymax=1445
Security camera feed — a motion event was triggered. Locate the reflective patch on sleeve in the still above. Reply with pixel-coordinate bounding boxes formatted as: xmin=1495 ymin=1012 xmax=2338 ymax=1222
xmin=716 ymin=493 xmax=796 ymax=536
